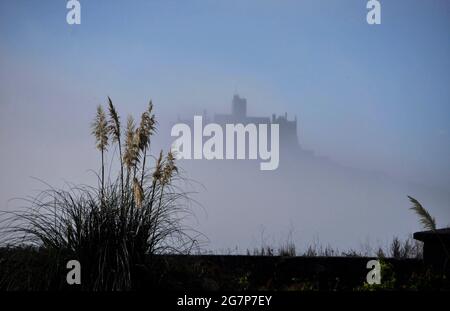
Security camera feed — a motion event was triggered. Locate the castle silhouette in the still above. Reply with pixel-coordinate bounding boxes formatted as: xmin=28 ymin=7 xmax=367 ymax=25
xmin=213 ymin=94 xmax=300 ymax=149
xmin=175 ymin=94 xmax=314 ymax=157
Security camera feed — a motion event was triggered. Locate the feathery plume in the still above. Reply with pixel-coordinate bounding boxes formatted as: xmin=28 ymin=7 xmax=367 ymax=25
xmin=408 ymin=195 xmax=436 ymax=231
xmin=153 ymin=150 xmax=164 ymax=181
xmin=123 ymin=115 xmax=140 ymax=171
xmin=133 ymin=177 xmax=144 ymax=208
xmin=92 ymin=105 xmax=109 ymax=151
xmin=91 ymin=105 xmax=108 ymax=201
xmin=138 ymin=101 xmax=157 ymax=186
xmin=161 ymin=151 xmax=178 ymax=185
xmin=107 ymin=97 xmax=121 ymax=143
xmin=106 ymin=97 xmax=124 ymax=195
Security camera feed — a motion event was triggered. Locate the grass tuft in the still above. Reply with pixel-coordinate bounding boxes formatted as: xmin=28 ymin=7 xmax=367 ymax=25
xmin=0 ymin=98 xmax=200 ymax=290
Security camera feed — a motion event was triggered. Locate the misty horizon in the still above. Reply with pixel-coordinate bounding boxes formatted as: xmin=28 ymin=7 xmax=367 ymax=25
xmin=1 ymin=0 xmax=449 ymax=253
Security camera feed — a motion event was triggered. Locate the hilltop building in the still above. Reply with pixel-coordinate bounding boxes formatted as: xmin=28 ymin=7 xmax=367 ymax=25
xmin=213 ymin=94 xmax=301 ymax=149
xmin=174 ymin=94 xmax=312 ymax=158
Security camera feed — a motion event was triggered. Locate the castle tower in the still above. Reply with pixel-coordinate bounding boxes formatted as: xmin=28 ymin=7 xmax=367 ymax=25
xmin=232 ymin=94 xmax=247 ymax=118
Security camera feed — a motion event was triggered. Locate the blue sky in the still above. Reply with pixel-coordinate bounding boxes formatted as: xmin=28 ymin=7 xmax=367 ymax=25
xmin=0 ymin=1 xmax=449 ymax=199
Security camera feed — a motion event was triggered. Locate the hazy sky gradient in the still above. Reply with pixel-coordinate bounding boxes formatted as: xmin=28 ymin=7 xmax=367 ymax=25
xmin=1 ymin=0 xmax=449 ymax=251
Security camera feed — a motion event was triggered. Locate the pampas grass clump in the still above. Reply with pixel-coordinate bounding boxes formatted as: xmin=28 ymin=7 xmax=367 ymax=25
xmin=0 ymin=98 xmax=199 ymax=290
